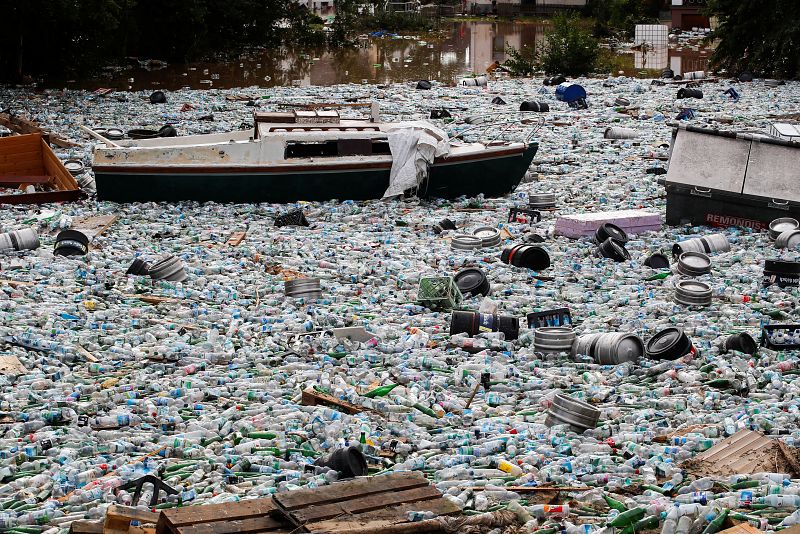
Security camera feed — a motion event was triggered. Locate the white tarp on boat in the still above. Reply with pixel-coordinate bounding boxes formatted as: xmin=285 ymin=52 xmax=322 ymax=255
xmin=383 ymin=122 xmax=450 ymax=198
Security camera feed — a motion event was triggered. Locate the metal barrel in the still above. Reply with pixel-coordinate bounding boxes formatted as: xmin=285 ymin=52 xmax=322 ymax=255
xmin=546 ymin=392 xmax=600 ymax=432
xmin=528 ymin=192 xmax=556 ymax=208
xmin=674 ymin=279 xmax=712 ymax=307
xmin=776 ymin=230 xmax=800 ymax=249
xmin=604 ymin=127 xmax=639 ymax=140
xmin=672 ymin=233 xmax=730 ymax=256
xmin=472 ymin=226 xmax=501 ymax=248
xmin=677 ymin=88 xmax=704 ymax=99
xmin=572 ymin=333 xmax=643 ymax=365
xmin=533 ymin=327 xmax=576 ymax=354
xmin=449 ymin=311 xmax=519 ymax=340
xmin=675 ymin=251 xmax=712 ymax=277
xmin=500 ymin=244 xmax=550 ymax=270
xmin=452 ymin=234 xmax=483 ymax=250
xmin=149 ymin=255 xmax=188 ymax=282
xmin=769 ymin=218 xmax=799 ymax=240
xmin=0 ymin=228 xmax=39 ymax=252
xmin=684 ymin=71 xmax=706 ymax=80
xmin=596 ymin=238 xmax=630 ymax=262
xmin=721 ymin=332 xmax=758 ymax=355
xmin=53 ymin=230 xmax=90 ymax=257
xmin=285 ymin=278 xmax=322 ymax=299
xmin=519 ymin=101 xmax=550 ymax=112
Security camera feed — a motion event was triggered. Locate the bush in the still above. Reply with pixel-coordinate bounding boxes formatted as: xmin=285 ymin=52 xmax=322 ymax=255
xmin=538 ymin=11 xmax=600 ymax=76
xmin=504 ymin=44 xmax=538 ymax=77
xmin=504 ymin=12 xmax=599 ymax=77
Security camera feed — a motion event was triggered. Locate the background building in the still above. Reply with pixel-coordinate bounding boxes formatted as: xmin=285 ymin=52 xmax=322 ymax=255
xmin=671 ymin=0 xmax=710 ymax=30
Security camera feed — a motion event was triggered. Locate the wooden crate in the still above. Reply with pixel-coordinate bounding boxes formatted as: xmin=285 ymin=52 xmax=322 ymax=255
xmin=273 ymin=472 xmax=460 ymax=534
xmin=0 ymin=133 xmax=85 ymax=204
xmin=156 ymin=498 xmax=293 ymax=534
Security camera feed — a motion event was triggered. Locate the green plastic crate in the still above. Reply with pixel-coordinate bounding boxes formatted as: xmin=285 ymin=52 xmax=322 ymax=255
xmin=416 ymin=276 xmax=463 ymax=310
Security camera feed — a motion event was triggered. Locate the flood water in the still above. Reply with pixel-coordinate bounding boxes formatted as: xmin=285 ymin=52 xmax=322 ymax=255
xmin=66 ymin=21 xmax=710 ymax=91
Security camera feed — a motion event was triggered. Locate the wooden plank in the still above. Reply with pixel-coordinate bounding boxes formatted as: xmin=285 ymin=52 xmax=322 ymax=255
xmin=42 ymin=139 xmax=80 ymax=190
xmin=0 ymin=149 xmax=44 ymax=163
xmin=305 ymin=496 xmax=460 ymax=533
xmin=718 ymin=525 xmax=764 ymax=534
xmin=0 ymin=175 xmax=53 ymax=185
xmin=300 ymin=387 xmax=365 ymax=415
xmin=287 ymin=485 xmax=442 ymax=524
xmin=0 ymin=113 xmax=79 ymax=148
xmin=159 ymin=499 xmax=278 ymax=530
xmin=75 ymin=343 xmax=99 ymax=363
xmin=0 ymin=189 xmax=85 ymax=205
xmin=105 ymin=505 xmax=161 ymax=533
xmin=0 ymin=355 xmax=27 ymax=375
xmin=72 ymin=214 xmax=119 ymax=240
xmin=311 ymin=518 xmax=444 ymax=534
xmin=0 ymin=131 xmax=42 ymax=149
xmin=69 ymin=520 xmax=104 ymax=534
xmin=0 ymin=162 xmax=43 ymax=175
xmin=174 ymin=516 xmax=291 ymax=534
xmin=275 ymin=472 xmax=429 ymax=510
xmin=227 ymin=231 xmax=247 ymax=246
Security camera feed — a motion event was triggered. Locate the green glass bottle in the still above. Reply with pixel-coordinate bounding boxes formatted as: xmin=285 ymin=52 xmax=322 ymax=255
xmin=701 ymin=510 xmax=729 ymax=534
xmin=363 ymin=383 xmax=398 ymax=398
xmin=609 ymin=507 xmax=646 ymax=528
xmin=604 ymin=494 xmax=628 ymax=512
xmin=634 ymin=515 xmax=661 ymax=532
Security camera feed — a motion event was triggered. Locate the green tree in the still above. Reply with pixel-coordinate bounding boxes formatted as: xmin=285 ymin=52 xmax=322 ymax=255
xmin=538 ymin=11 xmax=600 ymax=76
xmin=331 ymin=0 xmax=361 ymax=45
xmin=586 ymin=0 xmax=661 ymax=37
xmin=707 ymin=0 xmax=800 ymax=78
xmin=504 ymin=12 xmax=600 ymax=76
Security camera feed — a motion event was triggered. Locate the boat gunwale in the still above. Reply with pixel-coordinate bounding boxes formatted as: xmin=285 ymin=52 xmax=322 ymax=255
xmin=92 ymin=143 xmax=534 ymax=174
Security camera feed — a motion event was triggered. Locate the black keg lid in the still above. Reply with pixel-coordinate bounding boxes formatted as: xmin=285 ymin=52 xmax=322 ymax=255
xmin=645 ymin=327 xmax=692 ymax=360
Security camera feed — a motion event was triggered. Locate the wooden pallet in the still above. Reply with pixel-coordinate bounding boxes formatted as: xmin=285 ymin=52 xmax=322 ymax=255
xmin=272 ymin=472 xmax=460 ymax=534
xmin=156 ymin=498 xmax=293 ymax=534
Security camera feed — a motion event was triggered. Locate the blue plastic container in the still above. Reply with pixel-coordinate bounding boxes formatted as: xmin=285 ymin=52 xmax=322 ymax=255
xmin=555 ymin=83 xmax=587 ymax=103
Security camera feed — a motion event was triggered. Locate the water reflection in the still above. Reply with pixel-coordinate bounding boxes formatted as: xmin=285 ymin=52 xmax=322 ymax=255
xmin=67 ymin=21 xmax=708 ymax=90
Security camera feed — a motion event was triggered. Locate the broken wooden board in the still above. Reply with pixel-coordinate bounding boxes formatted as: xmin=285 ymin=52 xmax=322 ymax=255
xmin=156 ymin=497 xmax=292 ymax=534
xmin=74 ymin=343 xmax=99 ymax=363
xmin=226 ymin=230 xmax=247 ymax=246
xmin=718 ymin=524 xmax=764 ymax=534
xmin=273 ymin=472 xmax=460 ymax=534
xmin=654 ymin=424 xmax=717 ymax=443
xmin=301 ymin=387 xmax=366 ymax=415
xmin=0 ymin=355 xmax=27 ymax=375
xmin=69 ymin=520 xmax=104 ymax=534
xmin=72 ymin=214 xmax=119 ymax=240
xmin=683 ymin=429 xmax=800 ymax=477
xmin=0 ymin=112 xmax=79 ymax=148
xmin=104 ymin=505 xmax=160 ymax=534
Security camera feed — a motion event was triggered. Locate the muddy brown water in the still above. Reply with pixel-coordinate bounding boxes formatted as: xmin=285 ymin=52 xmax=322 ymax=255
xmin=56 ymin=21 xmax=709 ymax=91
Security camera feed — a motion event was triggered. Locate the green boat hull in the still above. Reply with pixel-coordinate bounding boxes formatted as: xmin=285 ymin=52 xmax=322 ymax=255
xmin=94 ymin=143 xmax=538 ymax=203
